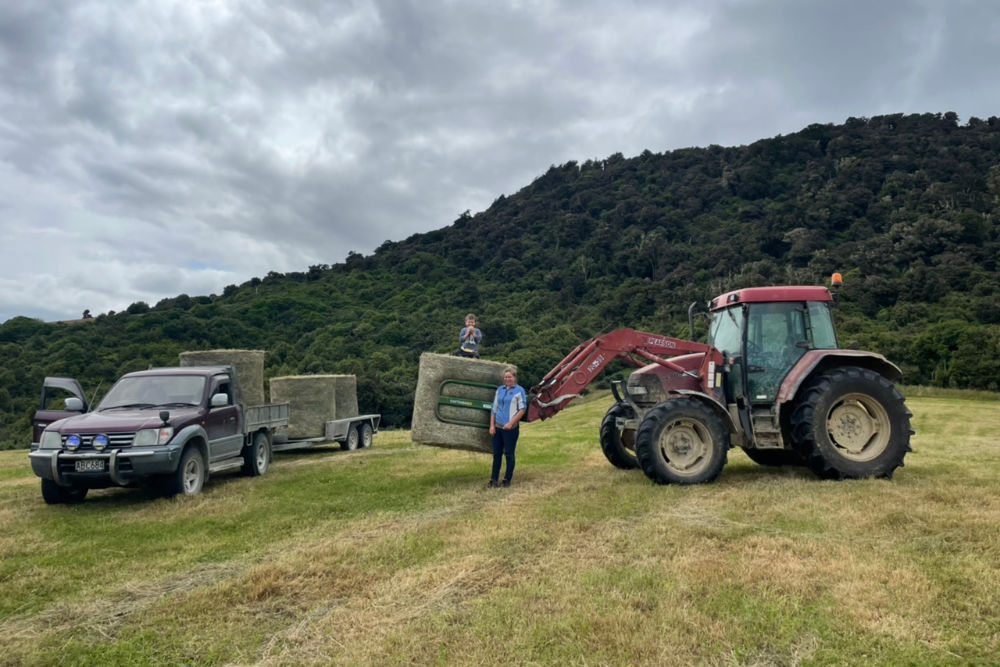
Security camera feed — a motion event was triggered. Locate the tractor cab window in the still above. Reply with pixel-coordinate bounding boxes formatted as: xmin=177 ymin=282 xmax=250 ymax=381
xmin=745 ymin=302 xmax=808 ymax=402
xmin=707 ymin=306 xmax=746 ymax=404
xmin=807 ymin=302 xmax=838 ymax=349
xmin=707 ymin=306 xmax=743 ymax=356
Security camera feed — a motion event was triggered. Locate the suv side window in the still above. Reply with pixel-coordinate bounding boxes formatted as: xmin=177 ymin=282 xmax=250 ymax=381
xmin=210 ymin=377 xmax=233 ymax=406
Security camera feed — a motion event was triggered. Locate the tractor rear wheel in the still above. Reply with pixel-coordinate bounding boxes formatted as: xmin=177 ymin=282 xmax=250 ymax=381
xmin=790 ymin=366 xmax=912 ymax=480
xmin=599 ymin=404 xmax=638 ymax=470
xmin=635 ymin=398 xmax=729 ymax=485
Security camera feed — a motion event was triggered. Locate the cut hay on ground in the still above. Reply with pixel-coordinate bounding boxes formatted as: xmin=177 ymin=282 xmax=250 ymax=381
xmin=270 ymin=375 xmax=342 ymax=439
xmin=179 ymin=349 xmax=266 ymax=407
xmin=411 ymin=353 xmax=514 ymax=454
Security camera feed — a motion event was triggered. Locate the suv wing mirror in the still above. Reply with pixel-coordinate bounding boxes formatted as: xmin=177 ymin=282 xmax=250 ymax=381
xmin=211 ymin=393 xmax=229 ymax=407
xmin=64 ymin=397 xmax=84 ymax=412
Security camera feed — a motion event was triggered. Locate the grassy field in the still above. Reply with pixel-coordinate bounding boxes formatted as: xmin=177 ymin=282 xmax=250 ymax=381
xmin=1 ymin=392 xmax=998 ymax=666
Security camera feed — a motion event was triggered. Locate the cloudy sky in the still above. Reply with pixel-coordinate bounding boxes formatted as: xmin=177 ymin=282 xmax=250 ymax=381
xmin=1 ymin=0 xmax=997 ymax=322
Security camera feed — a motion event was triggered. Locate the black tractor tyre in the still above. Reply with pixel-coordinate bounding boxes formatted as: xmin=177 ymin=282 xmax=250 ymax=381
xmin=741 ymin=448 xmax=805 ymax=467
xmin=634 ymin=398 xmax=730 ymax=485
xmin=599 ymin=404 xmax=639 ymax=470
xmin=243 ymin=431 xmax=271 ymax=476
xmin=41 ymin=479 xmax=88 ymax=505
xmin=790 ymin=366 xmax=912 ymax=480
xmin=163 ymin=446 xmax=206 ymax=497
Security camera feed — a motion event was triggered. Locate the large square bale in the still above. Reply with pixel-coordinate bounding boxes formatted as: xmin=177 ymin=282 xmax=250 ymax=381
xmin=269 ymin=375 xmax=340 ymax=439
xmin=179 ymin=349 xmax=266 ymax=406
xmin=411 ymin=352 xmax=514 ymax=454
xmin=331 ymin=375 xmax=359 ymax=418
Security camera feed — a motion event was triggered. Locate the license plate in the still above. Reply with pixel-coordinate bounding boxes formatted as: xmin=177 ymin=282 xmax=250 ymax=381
xmin=75 ymin=459 xmax=105 ymax=472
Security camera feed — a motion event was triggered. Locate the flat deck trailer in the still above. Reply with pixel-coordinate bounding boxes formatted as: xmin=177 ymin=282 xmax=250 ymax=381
xmin=272 ymin=413 xmax=381 ymax=452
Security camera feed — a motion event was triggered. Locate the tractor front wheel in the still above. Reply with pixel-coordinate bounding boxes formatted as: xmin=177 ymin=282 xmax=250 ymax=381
xmin=635 ymin=398 xmax=729 ymax=485
xmin=599 ymin=404 xmax=638 ymax=470
xmin=790 ymin=366 xmax=912 ymax=480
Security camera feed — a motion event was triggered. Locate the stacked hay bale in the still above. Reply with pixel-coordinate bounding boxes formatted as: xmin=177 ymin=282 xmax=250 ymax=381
xmin=269 ymin=375 xmax=345 ymax=439
xmin=179 ymin=349 xmax=266 ymax=406
xmin=331 ymin=375 xmax=359 ymax=419
xmin=411 ymin=352 xmax=514 ymax=454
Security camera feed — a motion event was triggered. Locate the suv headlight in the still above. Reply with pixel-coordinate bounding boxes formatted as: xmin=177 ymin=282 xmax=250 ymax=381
xmin=40 ymin=431 xmax=62 ymax=449
xmin=133 ymin=427 xmax=174 ymax=447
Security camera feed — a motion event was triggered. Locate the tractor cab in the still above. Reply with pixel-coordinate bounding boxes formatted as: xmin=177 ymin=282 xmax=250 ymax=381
xmin=707 ymin=286 xmax=838 ymax=406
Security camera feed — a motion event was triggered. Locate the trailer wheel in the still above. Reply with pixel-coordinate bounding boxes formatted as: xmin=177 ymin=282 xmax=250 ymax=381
xmin=243 ymin=431 xmax=271 ymax=476
xmin=635 ymin=398 xmax=729 ymax=485
xmin=599 ymin=404 xmax=638 ymax=470
xmin=790 ymin=366 xmax=912 ymax=480
xmin=359 ymin=422 xmax=374 ymax=448
xmin=342 ymin=425 xmax=360 ymax=451
xmin=41 ymin=479 xmax=88 ymax=505
xmin=164 ymin=446 xmax=206 ymax=496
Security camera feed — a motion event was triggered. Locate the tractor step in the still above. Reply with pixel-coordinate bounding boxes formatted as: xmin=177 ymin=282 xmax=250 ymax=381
xmin=751 ymin=408 xmax=783 ymax=448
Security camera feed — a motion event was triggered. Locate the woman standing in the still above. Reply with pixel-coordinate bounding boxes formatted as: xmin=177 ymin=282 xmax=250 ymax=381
xmin=488 ymin=368 xmax=527 ymax=488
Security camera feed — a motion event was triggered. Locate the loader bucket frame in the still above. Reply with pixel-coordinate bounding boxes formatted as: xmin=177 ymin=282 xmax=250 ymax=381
xmin=435 ymin=379 xmax=494 ymax=429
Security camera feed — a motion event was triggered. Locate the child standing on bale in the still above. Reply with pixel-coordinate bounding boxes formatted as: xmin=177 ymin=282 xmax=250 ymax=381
xmin=456 ymin=313 xmax=482 ymax=358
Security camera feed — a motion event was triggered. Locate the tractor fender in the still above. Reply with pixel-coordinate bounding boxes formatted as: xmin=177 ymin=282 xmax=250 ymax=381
xmin=777 ymin=350 xmax=903 ymax=407
xmin=667 ymin=389 xmax=741 ymax=435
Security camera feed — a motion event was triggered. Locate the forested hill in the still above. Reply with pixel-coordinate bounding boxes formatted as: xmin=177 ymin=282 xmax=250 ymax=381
xmin=2 ymin=112 xmax=999 ymax=448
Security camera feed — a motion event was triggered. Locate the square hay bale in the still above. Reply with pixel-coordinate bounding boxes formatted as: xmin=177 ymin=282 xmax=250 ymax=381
xmin=411 ymin=352 xmax=514 ymax=454
xmin=331 ymin=375 xmax=359 ymax=419
xmin=269 ymin=375 xmax=340 ymax=439
xmin=179 ymin=349 xmax=266 ymax=406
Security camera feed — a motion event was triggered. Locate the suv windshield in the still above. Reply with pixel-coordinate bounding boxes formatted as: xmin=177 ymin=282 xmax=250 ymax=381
xmin=98 ymin=375 xmax=206 ymax=410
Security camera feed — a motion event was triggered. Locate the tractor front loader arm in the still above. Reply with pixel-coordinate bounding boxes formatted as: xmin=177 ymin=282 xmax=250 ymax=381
xmin=525 ymin=328 xmax=716 ymax=422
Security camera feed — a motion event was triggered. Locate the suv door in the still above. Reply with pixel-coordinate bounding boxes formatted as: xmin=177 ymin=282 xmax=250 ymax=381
xmin=32 ymin=377 xmax=89 ymax=448
xmin=205 ymin=375 xmax=242 ymax=461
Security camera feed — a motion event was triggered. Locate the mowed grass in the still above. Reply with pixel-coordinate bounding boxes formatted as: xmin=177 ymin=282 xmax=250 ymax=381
xmin=1 ymin=392 xmax=998 ymax=665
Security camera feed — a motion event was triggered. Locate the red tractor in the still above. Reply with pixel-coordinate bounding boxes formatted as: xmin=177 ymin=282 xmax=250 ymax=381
xmin=525 ymin=282 xmax=913 ymax=484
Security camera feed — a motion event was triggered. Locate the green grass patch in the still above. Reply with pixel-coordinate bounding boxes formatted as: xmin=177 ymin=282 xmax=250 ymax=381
xmin=1 ymin=395 xmax=999 ymax=664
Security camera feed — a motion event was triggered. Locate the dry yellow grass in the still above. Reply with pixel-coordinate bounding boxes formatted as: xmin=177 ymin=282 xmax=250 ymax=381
xmin=0 ymin=393 xmax=998 ymax=665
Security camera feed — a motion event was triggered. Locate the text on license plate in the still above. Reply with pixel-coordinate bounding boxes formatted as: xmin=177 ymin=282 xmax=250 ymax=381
xmin=75 ymin=459 xmax=105 ymax=472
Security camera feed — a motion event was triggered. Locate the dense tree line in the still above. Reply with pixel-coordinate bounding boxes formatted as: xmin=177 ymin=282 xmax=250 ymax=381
xmin=2 ymin=112 xmax=998 ymax=448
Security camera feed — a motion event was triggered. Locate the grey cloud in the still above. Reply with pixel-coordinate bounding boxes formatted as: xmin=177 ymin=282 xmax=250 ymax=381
xmin=2 ymin=0 xmax=999 ymax=322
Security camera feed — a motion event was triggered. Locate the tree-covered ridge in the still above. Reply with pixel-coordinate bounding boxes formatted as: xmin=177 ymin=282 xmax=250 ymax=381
xmin=2 ymin=112 xmax=998 ymax=448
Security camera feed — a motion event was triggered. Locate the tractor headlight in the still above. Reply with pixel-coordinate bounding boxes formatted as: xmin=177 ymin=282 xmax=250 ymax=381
xmin=133 ymin=427 xmax=174 ymax=447
xmin=40 ymin=431 xmax=63 ymax=450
